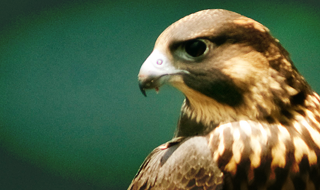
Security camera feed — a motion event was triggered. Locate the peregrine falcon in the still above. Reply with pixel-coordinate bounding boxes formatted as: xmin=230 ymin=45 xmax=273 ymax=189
xmin=129 ymin=9 xmax=320 ymax=190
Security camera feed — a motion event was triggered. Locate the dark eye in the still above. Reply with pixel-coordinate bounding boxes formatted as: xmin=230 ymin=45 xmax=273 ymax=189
xmin=185 ymin=39 xmax=207 ymax=57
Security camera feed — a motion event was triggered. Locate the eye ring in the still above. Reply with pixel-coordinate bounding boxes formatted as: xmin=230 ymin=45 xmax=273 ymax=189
xmin=184 ymin=39 xmax=208 ymax=58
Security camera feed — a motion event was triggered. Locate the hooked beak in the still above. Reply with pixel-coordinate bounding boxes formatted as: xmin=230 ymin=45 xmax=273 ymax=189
xmin=138 ymin=49 xmax=188 ymax=97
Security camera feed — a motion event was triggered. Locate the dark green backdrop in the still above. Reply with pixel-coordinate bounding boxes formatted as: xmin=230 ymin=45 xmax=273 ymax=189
xmin=0 ymin=0 xmax=319 ymax=189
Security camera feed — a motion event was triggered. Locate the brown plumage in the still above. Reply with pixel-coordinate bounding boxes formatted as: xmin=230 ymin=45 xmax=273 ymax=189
xmin=130 ymin=9 xmax=320 ymax=190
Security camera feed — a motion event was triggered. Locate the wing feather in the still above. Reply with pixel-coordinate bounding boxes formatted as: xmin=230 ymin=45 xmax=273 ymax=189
xmin=128 ymin=137 xmax=224 ymax=190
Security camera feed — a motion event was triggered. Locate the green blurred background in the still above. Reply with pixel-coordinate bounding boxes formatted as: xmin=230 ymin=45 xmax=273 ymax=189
xmin=0 ymin=0 xmax=319 ymax=189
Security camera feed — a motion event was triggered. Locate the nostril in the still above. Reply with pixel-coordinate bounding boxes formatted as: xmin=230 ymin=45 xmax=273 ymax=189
xmin=156 ymin=59 xmax=163 ymax=65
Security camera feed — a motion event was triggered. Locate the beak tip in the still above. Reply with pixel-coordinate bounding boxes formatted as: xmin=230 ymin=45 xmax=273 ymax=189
xmin=139 ymin=82 xmax=147 ymax=97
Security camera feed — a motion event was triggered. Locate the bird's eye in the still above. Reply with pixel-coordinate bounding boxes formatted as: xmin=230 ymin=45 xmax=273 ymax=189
xmin=184 ymin=39 xmax=207 ymax=58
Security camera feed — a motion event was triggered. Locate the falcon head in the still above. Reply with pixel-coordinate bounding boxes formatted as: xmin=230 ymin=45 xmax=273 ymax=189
xmin=138 ymin=9 xmax=311 ymax=132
